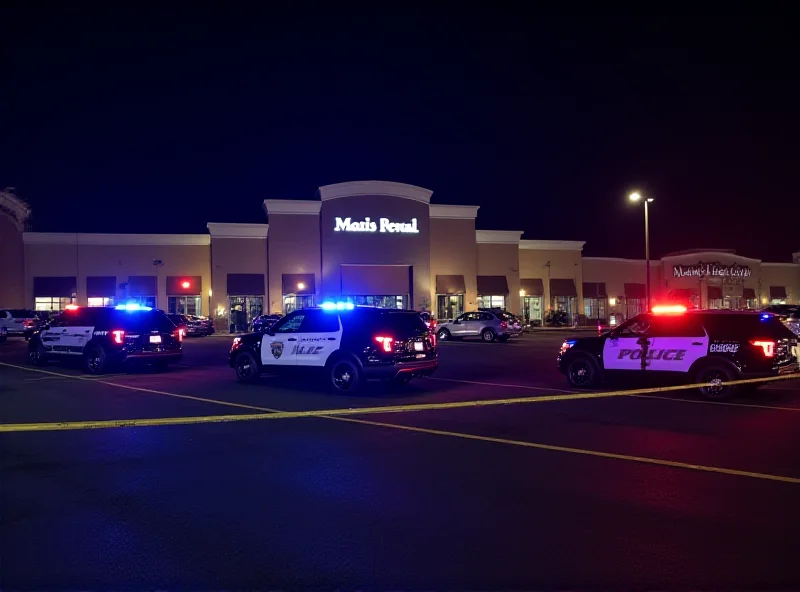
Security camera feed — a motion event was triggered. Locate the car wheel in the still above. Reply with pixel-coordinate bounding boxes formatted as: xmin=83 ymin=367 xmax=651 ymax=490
xmin=85 ymin=345 xmax=107 ymax=375
xmin=695 ymin=363 xmax=738 ymax=400
xmin=437 ymin=328 xmax=450 ymax=341
xmin=329 ymin=358 xmax=362 ymax=393
xmin=481 ymin=328 xmax=496 ymax=342
xmin=565 ymin=354 xmax=600 ymax=388
xmin=29 ymin=341 xmax=47 ymax=366
xmin=234 ymin=351 xmax=260 ymax=383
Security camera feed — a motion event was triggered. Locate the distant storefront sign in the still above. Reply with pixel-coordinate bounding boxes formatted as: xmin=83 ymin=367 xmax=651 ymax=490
xmin=673 ymin=262 xmax=752 ymax=279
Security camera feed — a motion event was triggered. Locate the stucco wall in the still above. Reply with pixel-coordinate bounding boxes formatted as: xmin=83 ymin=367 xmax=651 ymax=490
xmin=211 ymin=236 xmax=268 ymax=319
xmin=1 ymin=212 xmax=26 ymax=308
xmin=320 ymin=195 xmax=431 ymax=311
xmin=760 ymin=264 xmax=800 ymax=304
xmin=267 ymin=213 xmax=321 ymax=314
xmin=520 ymin=248 xmax=583 ymax=312
xmin=430 ymin=218 xmax=478 ymax=310
xmin=476 ymin=243 xmax=521 ymax=314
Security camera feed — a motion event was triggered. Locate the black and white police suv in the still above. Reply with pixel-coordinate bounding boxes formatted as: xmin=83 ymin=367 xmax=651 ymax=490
xmin=557 ymin=306 xmax=799 ymax=399
xmin=230 ymin=302 xmax=438 ymax=392
xmin=28 ymin=304 xmax=183 ymax=374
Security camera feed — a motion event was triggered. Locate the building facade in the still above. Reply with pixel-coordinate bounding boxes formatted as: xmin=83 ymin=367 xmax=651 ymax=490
xmin=1 ymin=183 xmax=798 ymax=331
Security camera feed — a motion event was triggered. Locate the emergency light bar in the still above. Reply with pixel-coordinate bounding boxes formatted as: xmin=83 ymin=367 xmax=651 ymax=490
xmin=320 ymin=301 xmax=355 ymax=311
xmin=116 ymin=303 xmax=153 ymax=311
xmin=651 ymin=304 xmax=687 ymax=314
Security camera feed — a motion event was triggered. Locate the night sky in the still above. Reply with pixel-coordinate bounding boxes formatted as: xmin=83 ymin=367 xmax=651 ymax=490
xmin=3 ymin=7 xmax=798 ymax=261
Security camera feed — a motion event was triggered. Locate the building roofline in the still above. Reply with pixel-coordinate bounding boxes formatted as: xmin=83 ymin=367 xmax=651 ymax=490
xmin=520 ymin=240 xmax=585 ymax=252
xmin=661 ymin=251 xmax=762 ymax=263
xmin=207 ymin=223 xmax=269 ymax=239
xmin=429 ymin=204 xmax=480 ymax=219
xmin=761 ymin=262 xmax=799 ymax=267
xmin=262 ymin=200 xmax=322 ymax=215
xmin=23 ymin=232 xmax=211 ymax=246
xmin=583 ymin=256 xmax=659 ymax=265
xmin=475 ymin=230 xmax=524 ymax=244
xmin=318 ymin=180 xmax=433 ymax=204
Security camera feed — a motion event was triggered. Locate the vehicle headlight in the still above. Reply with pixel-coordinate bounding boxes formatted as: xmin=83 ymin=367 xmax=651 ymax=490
xmin=232 ymin=337 xmax=241 ymax=347
xmin=560 ymin=340 xmax=576 ymax=355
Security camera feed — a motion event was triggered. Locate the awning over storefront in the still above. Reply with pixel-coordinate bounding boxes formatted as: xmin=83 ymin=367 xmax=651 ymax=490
xmin=520 ymin=278 xmax=544 ymax=296
xmin=86 ymin=276 xmax=116 ymax=297
xmin=167 ymin=276 xmax=202 ymax=295
xmin=33 ymin=276 xmax=76 ymax=297
xmin=742 ymin=288 xmax=756 ymax=300
xmin=477 ymin=275 xmax=509 ymax=295
xmin=341 ymin=265 xmax=410 ymax=295
xmin=707 ymin=286 xmax=723 ymax=300
xmin=128 ymin=275 xmax=157 ymax=296
xmin=624 ymin=283 xmax=646 ymax=299
xmin=770 ymin=286 xmax=787 ymax=299
xmin=282 ymin=273 xmax=315 ymax=295
xmin=550 ymin=278 xmax=577 ymax=297
xmin=227 ymin=273 xmax=265 ymax=296
xmin=582 ymin=282 xmax=607 ymax=298
xmin=435 ymin=275 xmax=466 ymax=294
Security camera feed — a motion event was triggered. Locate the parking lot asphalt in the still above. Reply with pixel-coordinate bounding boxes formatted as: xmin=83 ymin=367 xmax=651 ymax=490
xmin=1 ymin=333 xmax=800 ymax=589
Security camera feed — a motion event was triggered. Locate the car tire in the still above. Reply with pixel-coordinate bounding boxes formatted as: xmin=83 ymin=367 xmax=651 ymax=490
xmin=329 ymin=357 xmax=362 ymax=394
xmin=695 ymin=362 xmax=738 ymax=400
xmin=29 ymin=341 xmax=47 ymax=366
xmin=85 ymin=345 xmax=108 ymax=375
xmin=565 ymin=354 xmax=601 ymax=388
xmin=234 ymin=351 xmax=260 ymax=383
xmin=437 ymin=328 xmax=451 ymax=341
xmin=481 ymin=328 xmax=496 ymax=342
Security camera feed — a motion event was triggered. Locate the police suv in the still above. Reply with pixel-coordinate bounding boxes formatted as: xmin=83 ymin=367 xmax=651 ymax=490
xmin=28 ymin=304 xmax=183 ymax=373
xmin=230 ymin=303 xmax=438 ymax=393
xmin=557 ymin=306 xmax=799 ymax=399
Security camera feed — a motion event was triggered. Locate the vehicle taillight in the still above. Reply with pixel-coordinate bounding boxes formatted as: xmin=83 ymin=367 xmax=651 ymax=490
xmin=751 ymin=340 xmax=775 ymax=357
xmin=23 ymin=320 xmax=34 ymax=327
xmin=112 ymin=330 xmax=125 ymax=344
xmin=500 ymin=321 xmax=508 ymax=330
xmin=430 ymin=329 xmax=436 ymax=348
xmin=430 ymin=319 xmax=437 ymax=329
xmin=375 ymin=336 xmax=394 ymax=352
xmin=174 ymin=328 xmax=184 ymax=342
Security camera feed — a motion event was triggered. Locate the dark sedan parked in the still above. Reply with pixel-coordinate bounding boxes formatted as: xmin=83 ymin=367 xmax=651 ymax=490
xmin=251 ymin=313 xmax=283 ymax=333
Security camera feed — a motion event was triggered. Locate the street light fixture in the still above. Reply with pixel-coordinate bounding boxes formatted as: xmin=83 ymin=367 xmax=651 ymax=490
xmin=629 ymin=191 xmax=654 ymax=312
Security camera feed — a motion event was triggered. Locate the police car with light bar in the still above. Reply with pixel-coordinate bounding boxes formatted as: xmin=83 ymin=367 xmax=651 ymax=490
xmin=28 ymin=304 xmax=183 ymax=374
xmin=557 ymin=305 xmax=799 ymax=399
xmin=230 ymin=302 xmax=438 ymax=393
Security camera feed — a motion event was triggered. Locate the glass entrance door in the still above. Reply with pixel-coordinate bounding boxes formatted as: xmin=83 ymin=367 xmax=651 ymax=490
xmin=169 ymin=295 xmax=201 ymax=316
xmin=522 ymin=296 xmax=542 ymax=324
xmin=229 ymin=296 xmax=264 ymax=332
xmin=436 ymin=294 xmax=463 ymax=321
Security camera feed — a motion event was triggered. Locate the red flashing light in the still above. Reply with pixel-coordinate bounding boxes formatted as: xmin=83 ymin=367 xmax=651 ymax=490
xmin=375 ymin=335 xmax=394 ymax=352
xmin=111 ymin=330 xmax=125 ymax=344
xmin=751 ymin=340 xmax=775 ymax=357
xmin=181 ymin=280 xmax=191 ymax=289
xmin=651 ymin=305 xmax=687 ymax=315
xmin=65 ymin=304 xmax=80 ymax=311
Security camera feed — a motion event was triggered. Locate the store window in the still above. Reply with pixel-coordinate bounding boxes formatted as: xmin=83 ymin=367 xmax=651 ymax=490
xmin=87 ymin=297 xmax=115 ymax=307
xmin=522 ymin=296 xmax=542 ymax=324
xmin=345 ymin=295 xmax=407 ymax=309
xmin=624 ymin=297 xmax=645 ymax=319
xmin=583 ymin=297 xmax=607 ymax=321
xmin=169 ymin=296 xmax=201 ymax=316
xmin=477 ymin=295 xmax=505 ymax=310
xmin=437 ymin=294 xmax=463 ymax=321
xmin=283 ymin=294 xmax=315 ymax=314
xmin=551 ymin=296 xmax=576 ymax=324
xmin=127 ymin=295 xmax=156 ymax=309
xmin=34 ymin=297 xmax=75 ymax=312
xmin=229 ymin=296 xmax=263 ymax=333
xmin=745 ymin=298 xmax=758 ymax=310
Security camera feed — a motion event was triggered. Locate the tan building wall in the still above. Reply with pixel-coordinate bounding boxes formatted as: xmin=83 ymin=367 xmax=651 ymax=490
xmin=0 ymin=191 xmax=28 ymax=308
xmin=24 ymin=236 xmax=211 ymax=312
xmin=519 ymin=248 xmax=583 ymax=313
xmin=430 ymin=217 xmax=478 ymax=311
xmin=210 ymin=236 xmax=268 ymax=316
xmin=582 ymin=257 xmax=654 ymax=317
xmin=476 ymin=243 xmax=521 ymax=314
xmin=760 ymin=263 xmax=800 ymax=305
xmin=319 ymin=194 xmax=431 ymax=311
xmin=267 ymin=213 xmax=321 ymax=314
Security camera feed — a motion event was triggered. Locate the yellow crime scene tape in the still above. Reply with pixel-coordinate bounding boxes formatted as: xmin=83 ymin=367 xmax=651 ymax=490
xmin=1 ymin=366 xmax=798 ymax=433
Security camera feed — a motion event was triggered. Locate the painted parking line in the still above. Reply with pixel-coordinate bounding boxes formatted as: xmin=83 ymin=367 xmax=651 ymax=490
xmin=325 ymin=416 xmax=800 ymax=484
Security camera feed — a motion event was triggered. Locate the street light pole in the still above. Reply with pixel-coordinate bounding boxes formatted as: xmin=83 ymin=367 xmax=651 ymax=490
xmin=629 ymin=192 xmax=654 ymax=312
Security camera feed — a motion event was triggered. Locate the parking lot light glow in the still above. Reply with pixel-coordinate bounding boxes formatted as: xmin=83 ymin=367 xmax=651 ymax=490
xmin=629 ymin=192 xmax=641 ymax=202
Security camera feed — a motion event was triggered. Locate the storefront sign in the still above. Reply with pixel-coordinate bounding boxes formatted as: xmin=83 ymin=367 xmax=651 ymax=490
xmin=673 ymin=262 xmax=752 ymax=278
xmin=334 ymin=217 xmax=419 ymax=234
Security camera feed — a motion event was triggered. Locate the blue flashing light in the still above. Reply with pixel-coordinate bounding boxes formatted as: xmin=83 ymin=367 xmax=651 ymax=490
xmin=321 ymin=301 xmax=355 ymax=311
xmin=566 ymin=339 xmax=577 ymax=346
xmin=761 ymin=313 xmax=771 ymax=321
xmin=116 ymin=303 xmax=152 ymax=311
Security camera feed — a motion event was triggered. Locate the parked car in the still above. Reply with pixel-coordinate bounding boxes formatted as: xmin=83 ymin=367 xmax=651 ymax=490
xmin=0 ymin=325 xmax=7 ymax=343
xmin=166 ymin=313 xmax=189 ymax=339
xmin=0 ymin=309 xmax=41 ymax=338
xmin=436 ymin=310 xmax=522 ymax=342
xmin=762 ymin=304 xmax=800 ymax=336
xmin=419 ymin=311 xmax=437 ymax=331
xmin=251 ymin=313 xmax=283 ymax=333
xmin=183 ymin=315 xmax=214 ymax=336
